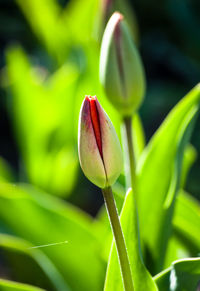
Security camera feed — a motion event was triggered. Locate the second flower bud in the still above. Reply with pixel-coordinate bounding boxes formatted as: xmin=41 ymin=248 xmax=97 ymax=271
xmin=100 ymin=12 xmax=146 ymax=117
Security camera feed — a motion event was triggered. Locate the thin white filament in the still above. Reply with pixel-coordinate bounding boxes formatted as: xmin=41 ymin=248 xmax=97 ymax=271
xmin=28 ymin=240 xmax=68 ymax=249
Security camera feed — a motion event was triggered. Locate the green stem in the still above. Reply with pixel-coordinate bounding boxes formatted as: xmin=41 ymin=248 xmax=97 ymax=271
xmin=123 ymin=116 xmax=143 ymax=262
xmin=102 ymin=186 xmax=134 ymax=291
xmin=123 ymin=117 xmax=137 ymax=192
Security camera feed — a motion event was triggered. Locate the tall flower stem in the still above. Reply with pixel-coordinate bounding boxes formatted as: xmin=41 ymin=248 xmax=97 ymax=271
xmin=102 ymin=186 xmax=134 ymax=291
xmin=123 ymin=116 xmax=143 ymax=261
xmin=123 ymin=117 xmax=137 ymax=190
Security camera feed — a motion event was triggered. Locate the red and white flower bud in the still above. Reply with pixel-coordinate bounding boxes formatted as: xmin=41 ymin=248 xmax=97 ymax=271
xmin=78 ymin=95 xmax=123 ymax=188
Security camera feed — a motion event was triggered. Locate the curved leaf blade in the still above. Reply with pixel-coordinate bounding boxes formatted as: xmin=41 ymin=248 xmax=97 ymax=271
xmin=0 ymin=183 xmax=105 ymax=291
xmin=0 ymin=234 xmax=69 ymax=291
xmin=154 ymin=258 xmax=200 ymax=291
xmin=0 ymin=279 xmax=45 ymax=291
xmin=173 ymin=190 xmax=200 ymax=250
xmin=137 ymin=84 xmax=200 ymax=272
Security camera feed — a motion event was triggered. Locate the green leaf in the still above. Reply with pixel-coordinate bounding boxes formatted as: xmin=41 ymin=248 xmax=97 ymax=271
xmin=154 ymin=258 xmax=200 ymax=291
xmin=137 ymin=84 xmax=200 ymax=273
xmin=16 ymin=0 xmax=100 ymax=63
xmin=61 ymin=0 xmax=99 ymax=45
xmin=163 ymin=236 xmax=190 ymax=270
xmin=180 ymin=145 xmax=197 ymax=187
xmin=6 ymin=46 xmax=79 ymax=197
xmin=0 ymin=234 xmax=69 ymax=291
xmin=16 ymin=0 xmax=69 ymax=63
xmin=104 ymin=189 xmax=158 ymax=291
xmin=0 ymin=157 xmax=15 ymax=182
xmin=173 ymin=190 xmax=200 ymax=251
xmin=163 ymin=152 xmax=199 ymax=267
xmin=164 ymin=190 xmax=200 ymax=269
xmin=153 ymin=267 xmax=171 ymax=291
xmin=0 ymin=183 xmax=105 ymax=291
xmin=0 ymin=279 xmax=45 ymax=291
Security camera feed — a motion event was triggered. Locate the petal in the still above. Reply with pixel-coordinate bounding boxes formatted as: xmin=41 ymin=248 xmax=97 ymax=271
xmin=78 ymin=98 xmax=107 ymax=188
xmin=95 ymin=98 xmax=123 ymax=187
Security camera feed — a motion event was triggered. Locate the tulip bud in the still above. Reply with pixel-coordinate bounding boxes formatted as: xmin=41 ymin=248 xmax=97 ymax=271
xmin=98 ymin=0 xmax=138 ymax=43
xmin=100 ymin=12 xmax=146 ymax=117
xmin=78 ymin=95 xmax=123 ymax=188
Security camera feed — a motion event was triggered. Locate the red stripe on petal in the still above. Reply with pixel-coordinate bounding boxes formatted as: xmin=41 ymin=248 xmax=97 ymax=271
xmin=86 ymin=96 xmax=103 ymax=158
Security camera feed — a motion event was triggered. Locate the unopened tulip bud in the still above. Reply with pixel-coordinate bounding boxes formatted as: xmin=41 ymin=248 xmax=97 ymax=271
xmin=78 ymin=95 xmax=123 ymax=188
xmin=99 ymin=0 xmax=138 ymax=43
xmin=100 ymin=12 xmax=146 ymax=117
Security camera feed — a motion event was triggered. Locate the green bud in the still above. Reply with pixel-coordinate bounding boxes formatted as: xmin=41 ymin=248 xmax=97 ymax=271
xmin=100 ymin=12 xmax=146 ymax=117
xmin=78 ymin=95 xmax=123 ymax=189
xmin=98 ymin=0 xmax=139 ymax=43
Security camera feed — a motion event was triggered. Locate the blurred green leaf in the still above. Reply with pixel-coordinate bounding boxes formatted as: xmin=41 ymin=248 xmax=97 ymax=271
xmin=137 ymin=84 xmax=200 ymax=273
xmin=0 ymin=183 xmax=105 ymax=291
xmin=61 ymin=0 xmax=99 ymax=45
xmin=104 ymin=189 xmax=158 ymax=291
xmin=163 ymin=189 xmax=200 ymax=270
xmin=0 ymin=278 xmax=45 ymax=291
xmin=0 ymin=158 xmax=15 ymax=182
xmin=0 ymin=234 xmax=69 ymax=291
xmin=165 ymin=190 xmax=200 ymax=267
xmin=163 ymin=235 xmax=190 ymax=270
xmin=180 ymin=145 xmax=197 ymax=187
xmin=173 ymin=190 xmax=200 ymax=251
xmin=16 ymin=0 xmax=100 ymax=63
xmin=16 ymin=0 xmax=69 ymax=63
xmin=154 ymin=258 xmax=200 ymax=291
xmin=163 ymin=146 xmax=198 ymax=267
xmin=163 ymin=146 xmax=199 ymax=267
xmin=6 ymin=46 xmax=79 ymax=197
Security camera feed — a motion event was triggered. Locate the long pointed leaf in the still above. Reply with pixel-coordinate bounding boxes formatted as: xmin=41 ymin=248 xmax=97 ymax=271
xmin=173 ymin=190 xmax=200 ymax=251
xmin=0 ymin=279 xmax=45 ymax=291
xmin=0 ymin=234 xmax=69 ymax=291
xmin=137 ymin=84 xmax=200 ymax=272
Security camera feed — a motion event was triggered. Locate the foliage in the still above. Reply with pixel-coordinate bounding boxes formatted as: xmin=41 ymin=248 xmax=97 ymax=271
xmin=0 ymin=0 xmax=200 ymax=290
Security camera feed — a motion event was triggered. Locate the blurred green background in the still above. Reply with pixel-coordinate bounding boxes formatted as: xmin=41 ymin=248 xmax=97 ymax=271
xmin=0 ymin=0 xmax=199 ymax=209
xmin=0 ymin=0 xmax=199 ymax=290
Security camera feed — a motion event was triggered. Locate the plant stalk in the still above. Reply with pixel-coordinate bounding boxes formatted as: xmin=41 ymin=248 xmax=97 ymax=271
xmin=102 ymin=186 xmax=134 ymax=291
xmin=123 ymin=116 xmax=144 ymax=262
xmin=123 ymin=117 xmax=137 ymax=191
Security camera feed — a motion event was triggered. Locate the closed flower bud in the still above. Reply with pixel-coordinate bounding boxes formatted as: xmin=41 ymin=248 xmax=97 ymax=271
xmin=100 ymin=12 xmax=146 ymax=117
xmin=78 ymin=95 xmax=123 ymax=188
xmin=98 ymin=0 xmax=138 ymax=43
